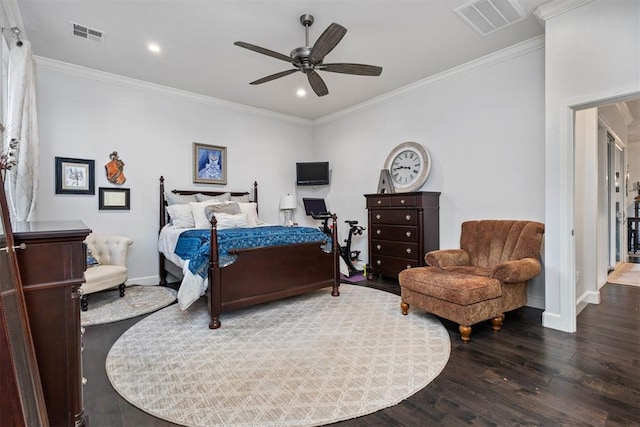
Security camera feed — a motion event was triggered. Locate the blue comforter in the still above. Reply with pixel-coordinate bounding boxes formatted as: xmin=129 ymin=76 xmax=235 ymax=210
xmin=174 ymin=226 xmax=332 ymax=278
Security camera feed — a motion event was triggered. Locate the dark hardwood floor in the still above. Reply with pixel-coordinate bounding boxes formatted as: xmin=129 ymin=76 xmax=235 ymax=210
xmin=82 ymin=278 xmax=640 ymax=426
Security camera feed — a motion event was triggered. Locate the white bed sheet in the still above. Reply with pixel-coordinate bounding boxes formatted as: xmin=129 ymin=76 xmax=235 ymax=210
xmin=158 ymin=224 xmax=208 ymax=310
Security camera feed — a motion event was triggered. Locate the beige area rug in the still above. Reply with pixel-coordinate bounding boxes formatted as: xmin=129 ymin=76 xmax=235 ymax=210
xmin=106 ymin=285 xmax=451 ymax=427
xmin=607 ymin=263 xmax=640 ymax=287
xmin=81 ymin=285 xmax=177 ymax=327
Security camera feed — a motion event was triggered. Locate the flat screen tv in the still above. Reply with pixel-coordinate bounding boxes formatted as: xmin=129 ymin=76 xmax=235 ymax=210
xmin=296 ymin=161 xmax=330 ymax=186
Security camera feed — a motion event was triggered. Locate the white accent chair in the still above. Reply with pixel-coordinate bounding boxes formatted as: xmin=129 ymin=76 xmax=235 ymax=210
xmin=81 ymin=233 xmax=133 ymax=311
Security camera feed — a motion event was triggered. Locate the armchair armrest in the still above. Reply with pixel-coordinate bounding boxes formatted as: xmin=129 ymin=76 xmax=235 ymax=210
xmin=425 ymin=249 xmax=470 ymax=267
xmin=492 ymin=258 xmax=541 ymax=283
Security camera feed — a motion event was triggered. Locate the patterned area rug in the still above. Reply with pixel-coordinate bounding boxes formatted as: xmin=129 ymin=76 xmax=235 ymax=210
xmin=607 ymin=263 xmax=640 ymax=287
xmin=81 ymin=285 xmax=177 ymax=327
xmin=106 ymin=285 xmax=451 ymax=427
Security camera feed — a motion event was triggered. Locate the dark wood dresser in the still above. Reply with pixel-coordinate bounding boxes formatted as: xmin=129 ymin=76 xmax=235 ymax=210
xmin=14 ymin=220 xmax=91 ymax=427
xmin=365 ymin=192 xmax=440 ymax=278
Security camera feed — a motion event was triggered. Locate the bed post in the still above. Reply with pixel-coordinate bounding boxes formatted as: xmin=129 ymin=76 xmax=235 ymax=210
xmin=331 ymin=214 xmax=340 ymax=297
xmin=158 ymin=176 xmax=167 ymax=286
xmin=253 ymin=181 xmax=258 ymax=212
xmin=208 ymin=215 xmax=222 ymax=329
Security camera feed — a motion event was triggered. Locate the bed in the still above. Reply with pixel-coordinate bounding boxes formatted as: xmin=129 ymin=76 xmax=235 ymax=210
xmin=158 ymin=176 xmax=340 ymax=329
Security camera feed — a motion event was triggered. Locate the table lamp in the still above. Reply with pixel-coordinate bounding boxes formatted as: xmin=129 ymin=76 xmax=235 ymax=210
xmin=279 ymin=194 xmax=297 ymax=226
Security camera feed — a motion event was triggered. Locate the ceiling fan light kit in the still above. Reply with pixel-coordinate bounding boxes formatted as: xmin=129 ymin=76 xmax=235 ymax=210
xmin=234 ymin=14 xmax=383 ymax=97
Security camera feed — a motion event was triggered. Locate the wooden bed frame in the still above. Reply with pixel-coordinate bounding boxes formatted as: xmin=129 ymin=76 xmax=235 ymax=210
xmin=158 ymin=176 xmax=340 ymax=329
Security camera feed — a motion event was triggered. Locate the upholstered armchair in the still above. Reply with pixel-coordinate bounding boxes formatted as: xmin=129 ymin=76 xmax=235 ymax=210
xmin=81 ymin=233 xmax=133 ymax=311
xmin=399 ymin=220 xmax=544 ymax=341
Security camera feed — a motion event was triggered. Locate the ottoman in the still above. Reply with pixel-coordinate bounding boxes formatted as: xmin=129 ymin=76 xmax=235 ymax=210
xmin=399 ymin=266 xmax=504 ymax=342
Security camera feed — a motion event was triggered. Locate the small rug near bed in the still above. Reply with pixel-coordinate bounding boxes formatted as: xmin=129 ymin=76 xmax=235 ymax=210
xmin=106 ymin=285 xmax=451 ymax=427
xmin=81 ymin=285 xmax=177 ymax=327
xmin=607 ymin=263 xmax=640 ymax=287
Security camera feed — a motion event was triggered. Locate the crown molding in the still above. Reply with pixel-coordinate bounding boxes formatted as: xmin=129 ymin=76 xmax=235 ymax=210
xmin=615 ymin=102 xmax=634 ymax=126
xmin=35 ymin=35 xmax=544 ymax=128
xmin=34 ymin=56 xmax=314 ymax=127
xmin=533 ymin=0 xmax=593 ymax=26
xmin=315 ymin=35 xmax=545 ymax=125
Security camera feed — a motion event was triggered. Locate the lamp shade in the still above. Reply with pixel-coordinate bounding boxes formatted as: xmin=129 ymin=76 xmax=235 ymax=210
xmin=279 ymin=194 xmax=297 ymax=210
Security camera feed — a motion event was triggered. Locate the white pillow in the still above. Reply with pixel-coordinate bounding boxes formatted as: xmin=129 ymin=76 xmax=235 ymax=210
xmin=167 ymin=204 xmax=195 ymax=228
xmin=230 ymin=194 xmax=250 ymax=203
xmin=195 ymin=192 xmax=231 ymax=202
xmin=190 ymin=200 xmax=223 ymax=228
xmin=165 ymin=192 xmax=198 ymax=205
xmin=215 ymin=213 xmax=249 ymax=229
xmin=237 ymin=202 xmax=263 ymax=227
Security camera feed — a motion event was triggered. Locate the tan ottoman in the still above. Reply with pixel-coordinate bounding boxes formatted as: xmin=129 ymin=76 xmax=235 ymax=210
xmin=399 ymin=266 xmax=504 ymax=342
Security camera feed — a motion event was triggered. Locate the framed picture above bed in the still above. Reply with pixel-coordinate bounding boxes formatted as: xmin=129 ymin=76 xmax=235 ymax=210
xmin=55 ymin=156 xmax=95 ymax=195
xmin=193 ymin=142 xmax=227 ymax=185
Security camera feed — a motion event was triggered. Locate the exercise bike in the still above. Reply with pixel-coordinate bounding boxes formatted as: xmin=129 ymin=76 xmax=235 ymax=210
xmin=312 ymin=213 xmax=365 ymax=277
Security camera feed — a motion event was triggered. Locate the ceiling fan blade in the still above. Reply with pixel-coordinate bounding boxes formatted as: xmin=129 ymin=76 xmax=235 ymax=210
xmin=234 ymin=41 xmax=292 ymax=63
xmin=250 ymin=69 xmax=298 ymax=85
xmin=321 ymin=63 xmax=383 ymax=76
xmin=310 ymin=23 xmax=347 ymax=63
xmin=307 ymin=71 xmax=329 ymax=96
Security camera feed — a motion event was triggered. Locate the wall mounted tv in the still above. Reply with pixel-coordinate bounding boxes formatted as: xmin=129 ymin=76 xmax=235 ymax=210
xmin=296 ymin=162 xmax=330 ymax=186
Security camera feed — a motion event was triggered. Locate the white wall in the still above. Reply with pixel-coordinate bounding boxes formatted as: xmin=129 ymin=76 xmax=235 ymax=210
xmin=35 ymin=61 xmax=314 ymax=284
xmin=314 ymin=42 xmax=546 ymax=307
xmin=540 ymin=0 xmax=640 ymax=331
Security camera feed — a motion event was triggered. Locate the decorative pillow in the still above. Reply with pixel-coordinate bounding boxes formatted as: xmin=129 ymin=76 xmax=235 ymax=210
xmin=190 ymin=200 xmax=224 ymax=228
xmin=237 ymin=202 xmax=263 ymax=227
xmin=195 ymin=192 xmax=231 ymax=202
xmin=165 ymin=192 xmax=198 ymax=205
xmin=167 ymin=203 xmax=195 ymax=228
xmin=214 ymin=213 xmax=249 ymax=229
xmin=204 ymin=202 xmax=241 ymax=223
xmin=230 ymin=194 xmax=250 ymax=203
xmin=86 ymin=248 xmax=100 ymax=268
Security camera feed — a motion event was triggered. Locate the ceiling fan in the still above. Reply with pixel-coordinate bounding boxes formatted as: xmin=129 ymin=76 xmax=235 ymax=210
xmin=234 ymin=14 xmax=383 ymax=97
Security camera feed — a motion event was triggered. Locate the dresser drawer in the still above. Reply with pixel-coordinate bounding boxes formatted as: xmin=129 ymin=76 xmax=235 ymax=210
xmin=390 ymin=195 xmax=417 ymax=207
xmin=370 ymin=255 xmax=420 ymax=277
xmin=366 ymin=196 xmax=391 ymax=208
xmin=371 ymin=239 xmax=419 ymax=260
xmin=370 ymin=209 xmax=418 ymax=225
xmin=370 ymin=225 xmax=418 ymax=242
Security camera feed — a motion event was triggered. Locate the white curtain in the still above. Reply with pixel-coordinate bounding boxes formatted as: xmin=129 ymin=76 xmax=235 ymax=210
xmin=3 ymin=40 xmax=38 ymax=221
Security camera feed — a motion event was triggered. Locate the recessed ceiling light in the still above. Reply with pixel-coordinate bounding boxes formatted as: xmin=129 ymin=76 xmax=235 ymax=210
xmin=296 ymin=88 xmax=306 ymax=97
xmin=148 ymin=43 xmax=161 ymax=53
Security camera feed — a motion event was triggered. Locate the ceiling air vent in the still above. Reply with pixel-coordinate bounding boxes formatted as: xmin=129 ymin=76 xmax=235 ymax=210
xmin=71 ymin=22 xmax=104 ymax=42
xmin=454 ymin=0 xmax=525 ymax=36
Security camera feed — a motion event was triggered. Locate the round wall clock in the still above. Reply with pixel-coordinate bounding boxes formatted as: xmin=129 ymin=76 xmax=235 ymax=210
xmin=383 ymin=142 xmax=431 ymax=193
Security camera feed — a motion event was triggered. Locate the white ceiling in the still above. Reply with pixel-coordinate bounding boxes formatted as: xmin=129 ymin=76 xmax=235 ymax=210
xmin=15 ymin=0 xmax=551 ymax=120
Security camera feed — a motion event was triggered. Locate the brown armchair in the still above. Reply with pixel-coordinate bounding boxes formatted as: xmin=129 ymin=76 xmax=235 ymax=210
xmin=399 ymin=220 xmax=544 ymax=341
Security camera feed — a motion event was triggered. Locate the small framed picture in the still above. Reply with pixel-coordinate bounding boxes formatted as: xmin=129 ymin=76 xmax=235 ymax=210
xmin=99 ymin=187 xmax=130 ymax=210
xmin=193 ymin=142 xmax=227 ymax=185
xmin=55 ymin=157 xmax=95 ymax=195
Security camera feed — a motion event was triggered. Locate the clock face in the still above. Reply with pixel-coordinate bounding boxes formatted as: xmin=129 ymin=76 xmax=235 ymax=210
xmin=383 ymin=142 xmax=431 ymax=192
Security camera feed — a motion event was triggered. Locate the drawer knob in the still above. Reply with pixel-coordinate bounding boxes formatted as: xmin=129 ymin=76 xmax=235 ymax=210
xmin=400 ymin=199 xmax=406 ymax=204
xmin=407 ymin=265 xmax=412 ymax=269
xmin=81 ymin=327 xmax=85 ymax=335
xmin=376 ymin=214 xmax=381 ymax=220
xmin=406 ymin=248 xmax=412 ymax=254
xmin=376 ymin=244 xmax=382 ymax=250
xmin=377 ymin=200 xmax=382 ymax=205
xmin=405 ymin=215 xmax=411 ymax=221
xmin=82 ymin=377 xmax=88 ymax=386
xmin=376 ymin=229 xmax=382 ymax=235
xmin=376 ymin=259 xmax=382 ymax=265
xmin=406 ymin=231 xmax=412 ymax=237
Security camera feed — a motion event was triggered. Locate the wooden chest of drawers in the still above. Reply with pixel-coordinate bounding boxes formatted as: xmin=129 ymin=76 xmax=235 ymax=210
xmin=14 ymin=220 xmax=91 ymax=427
xmin=365 ymin=192 xmax=440 ymax=278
